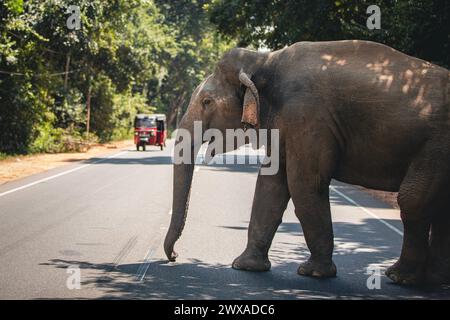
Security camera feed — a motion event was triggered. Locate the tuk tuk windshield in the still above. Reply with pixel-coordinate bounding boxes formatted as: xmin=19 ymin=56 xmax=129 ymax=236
xmin=134 ymin=117 xmax=156 ymax=128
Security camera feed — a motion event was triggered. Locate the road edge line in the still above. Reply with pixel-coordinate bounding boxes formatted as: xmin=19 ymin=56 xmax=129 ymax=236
xmin=0 ymin=150 xmax=128 ymax=198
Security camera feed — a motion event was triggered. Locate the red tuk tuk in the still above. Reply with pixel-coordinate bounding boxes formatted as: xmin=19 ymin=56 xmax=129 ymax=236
xmin=134 ymin=114 xmax=167 ymax=151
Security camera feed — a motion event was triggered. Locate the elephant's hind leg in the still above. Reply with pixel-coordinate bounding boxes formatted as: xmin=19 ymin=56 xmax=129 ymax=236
xmin=427 ymin=204 xmax=450 ymax=285
xmin=386 ymin=141 xmax=450 ymax=285
xmin=385 ymin=215 xmax=430 ymax=285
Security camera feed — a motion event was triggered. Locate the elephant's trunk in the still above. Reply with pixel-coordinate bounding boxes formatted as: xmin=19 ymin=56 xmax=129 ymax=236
xmin=164 ymin=114 xmax=200 ymax=261
xmin=164 ymin=159 xmax=195 ymax=261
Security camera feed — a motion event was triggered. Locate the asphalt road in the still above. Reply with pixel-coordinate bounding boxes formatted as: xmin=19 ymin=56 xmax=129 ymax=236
xmin=0 ymin=141 xmax=449 ymax=299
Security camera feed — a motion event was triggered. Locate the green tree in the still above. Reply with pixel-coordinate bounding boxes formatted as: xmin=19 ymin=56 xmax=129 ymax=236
xmin=208 ymin=0 xmax=450 ymax=68
xmin=153 ymin=0 xmax=234 ymax=128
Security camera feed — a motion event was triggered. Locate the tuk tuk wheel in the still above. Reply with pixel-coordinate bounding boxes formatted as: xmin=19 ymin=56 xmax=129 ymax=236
xmin=143 ymin=145 xmax=146 ymax=151
xmin=160 ymin=144 xmax=164 ymax=151
xmin=136 ymin=144 xmax=140 ymax=151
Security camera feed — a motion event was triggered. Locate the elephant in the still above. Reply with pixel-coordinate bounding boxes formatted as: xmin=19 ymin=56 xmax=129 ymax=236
xmin=164 ymin=40 xmax=450 ymax=286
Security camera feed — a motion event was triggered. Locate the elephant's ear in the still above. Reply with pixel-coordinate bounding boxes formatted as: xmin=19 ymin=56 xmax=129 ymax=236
xmin=239 ymin=69 xmax=260 ymax=129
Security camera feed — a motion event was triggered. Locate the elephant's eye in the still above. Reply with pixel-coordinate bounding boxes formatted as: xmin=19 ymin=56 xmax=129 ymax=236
xmin=202 ymin=98 xmax=212 ymax=107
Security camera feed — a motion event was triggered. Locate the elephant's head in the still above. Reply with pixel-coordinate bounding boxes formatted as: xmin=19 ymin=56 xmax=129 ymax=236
xmin=164 ymin=48 xmax=269 ymax=261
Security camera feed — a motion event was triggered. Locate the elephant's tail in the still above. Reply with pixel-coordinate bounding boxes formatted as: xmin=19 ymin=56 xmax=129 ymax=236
xmin=447 ymin=72 xmax=450 ymax=106
xmin=446 ymin=72 xmax=450 ymax=107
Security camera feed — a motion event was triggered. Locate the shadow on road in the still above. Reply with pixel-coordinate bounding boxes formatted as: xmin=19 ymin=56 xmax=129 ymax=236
xmin=82 ymin=156 xmax=173 ymax=165
xmin=41 ymin=218 xmax=449 ymax=300
xmin=200 ymin=163 xmax=260 ymax=174
xmin=82 ymin=154 xmax=261 ymax=173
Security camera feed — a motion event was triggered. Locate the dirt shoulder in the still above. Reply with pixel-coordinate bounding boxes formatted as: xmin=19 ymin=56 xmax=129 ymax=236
xmin=0 ymin=140 xmax=133 ymax=185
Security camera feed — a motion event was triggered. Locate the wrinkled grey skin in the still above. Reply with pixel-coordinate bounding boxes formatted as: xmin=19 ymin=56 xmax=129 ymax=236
xmin=164 ymin=40 xmax=450 ymax=286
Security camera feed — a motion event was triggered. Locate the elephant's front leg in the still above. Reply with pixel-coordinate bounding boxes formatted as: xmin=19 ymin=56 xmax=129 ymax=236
xmin=232 ymin=163 xmax=291 ymax=272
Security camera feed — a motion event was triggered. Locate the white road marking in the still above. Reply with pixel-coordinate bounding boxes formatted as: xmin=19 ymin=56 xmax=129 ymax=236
xmin=168 ymin=209 xmax=172 ymax=215
xmin=0 ymin=150 xmax=128 ymax=198
xmin=195 ymin=166 xmax=200 ymax=172
xmin=135 ymin=248 xmax=155 ymax=282
xmin=135 ymin=222 xmax=167 ymax=282
xmin=330 ymin=186 xmax=404 ymax=236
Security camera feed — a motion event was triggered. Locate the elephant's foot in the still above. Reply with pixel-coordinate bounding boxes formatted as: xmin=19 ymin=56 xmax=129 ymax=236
xmin=385 ymin=259 xmax=425 ymax=286
xmin=297 ymin=258 xmax=337 ymax=278
xmin=425 ymin=270 xmax=450 ymax=285
xmin=426 ymin=217 xmax=450 ymax=285
xmin=232 ymin=250 xmax=271 ymax=272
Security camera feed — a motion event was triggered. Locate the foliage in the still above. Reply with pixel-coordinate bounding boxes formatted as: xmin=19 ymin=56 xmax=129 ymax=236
xmin=32 ymin=124 xmax=100 ymax=153
xmin=208 ymin=0 xmax=450 ymax=68
xmin=153 ymin=0 xmax=235 ymax=127
xmin=0 ymin=0 xmax=232 ymax=154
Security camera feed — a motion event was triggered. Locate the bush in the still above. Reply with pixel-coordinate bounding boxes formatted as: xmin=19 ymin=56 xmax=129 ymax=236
xmin=0 ymin=152 xmax=11 ymax=161
xmin=30 ymin=123 xmax=97 ymax=153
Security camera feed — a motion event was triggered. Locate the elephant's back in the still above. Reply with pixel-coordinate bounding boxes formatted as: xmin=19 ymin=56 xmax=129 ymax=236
xmin=275 ymin=40 xmax=449 ymax=126
xmin=277 ymin=40 xmax=448 ymax=73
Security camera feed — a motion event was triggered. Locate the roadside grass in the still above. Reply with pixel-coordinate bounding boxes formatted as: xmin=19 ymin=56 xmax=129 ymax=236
xmin=0 ymin=152 xmax=15 ymax=161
